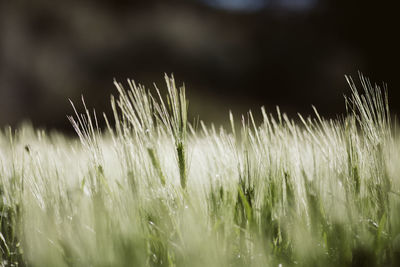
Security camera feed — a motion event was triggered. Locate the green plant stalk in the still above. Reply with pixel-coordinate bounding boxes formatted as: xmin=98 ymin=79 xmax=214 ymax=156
xmin=176 ymin=141 xmax=187 ymax=190
xmin=147 ymin=147 xmax=166 ymax=186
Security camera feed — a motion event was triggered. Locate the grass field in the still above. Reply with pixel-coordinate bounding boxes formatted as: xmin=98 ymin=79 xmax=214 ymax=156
xmin=1 ymin=74 xmax=400 ymax=266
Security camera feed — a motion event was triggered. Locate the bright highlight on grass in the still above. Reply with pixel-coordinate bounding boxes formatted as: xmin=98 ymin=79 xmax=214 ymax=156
xmin=1 ymin=74 xmax=400 ymax=266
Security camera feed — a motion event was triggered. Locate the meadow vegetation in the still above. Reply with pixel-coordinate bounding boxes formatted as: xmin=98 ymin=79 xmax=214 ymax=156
xmin=0 ymin=74 xmax=400 ymax=266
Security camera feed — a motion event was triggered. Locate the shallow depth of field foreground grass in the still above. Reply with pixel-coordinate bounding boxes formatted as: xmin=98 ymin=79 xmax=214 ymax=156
xmin=1 ymin=74 xmax=400 ymax=267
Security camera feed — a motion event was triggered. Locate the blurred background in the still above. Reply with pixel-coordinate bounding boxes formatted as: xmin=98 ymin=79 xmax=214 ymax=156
xmin=0 ymin=0 xmax=398 ymax=132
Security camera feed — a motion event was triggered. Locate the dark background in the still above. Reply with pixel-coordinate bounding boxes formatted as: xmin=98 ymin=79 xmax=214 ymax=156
xmin=0 ymin=0 xmax=398 ymax=132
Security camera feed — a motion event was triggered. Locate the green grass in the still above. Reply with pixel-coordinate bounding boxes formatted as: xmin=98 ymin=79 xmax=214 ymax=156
xmin=1 ymin=74 xmax=400 ymax=266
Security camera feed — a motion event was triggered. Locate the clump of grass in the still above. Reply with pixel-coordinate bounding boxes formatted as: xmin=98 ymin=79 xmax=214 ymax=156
xmin=1 ymin=73 xmax=400 ymax=267
xmin=153 ymin=74 xmax=188 ymax=190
